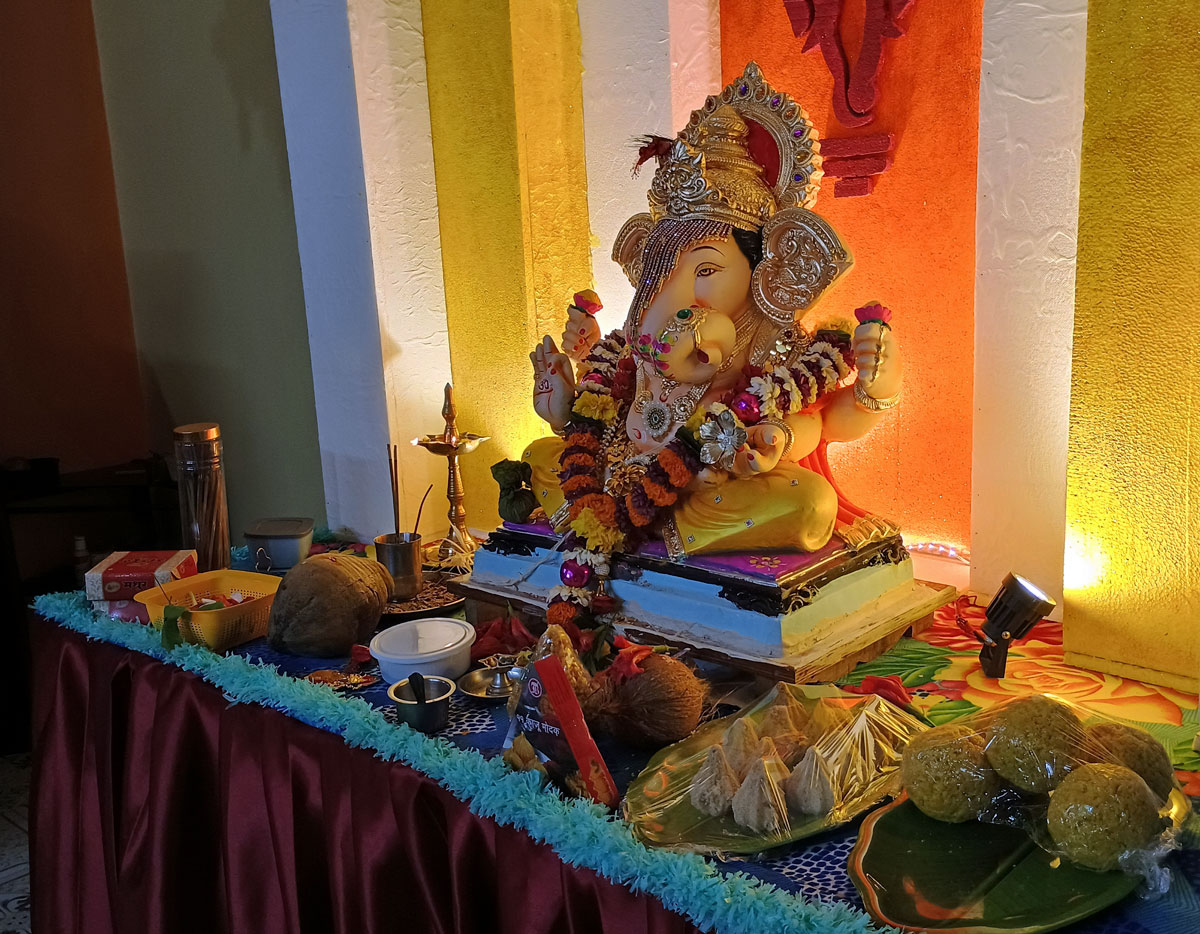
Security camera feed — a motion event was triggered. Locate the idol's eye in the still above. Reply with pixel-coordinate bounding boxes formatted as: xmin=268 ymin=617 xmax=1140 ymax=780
xmin=696 ymin=264 xmax=721 ymax=278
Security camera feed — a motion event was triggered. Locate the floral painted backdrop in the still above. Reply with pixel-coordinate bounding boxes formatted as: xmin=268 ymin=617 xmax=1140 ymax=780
xmin=840 ymin=599 xmax=1200 ymax=795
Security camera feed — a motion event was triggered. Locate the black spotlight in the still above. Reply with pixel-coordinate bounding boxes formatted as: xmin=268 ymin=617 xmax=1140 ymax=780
xmin=959 ymin=573 xmax=1056 ymax=678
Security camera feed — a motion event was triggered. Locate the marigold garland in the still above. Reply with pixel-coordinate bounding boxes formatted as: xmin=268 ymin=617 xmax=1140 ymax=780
xmin=547 ymin=325 xmax=855 ymax=638
xmin=572 ymin=391 xmax=620 ymax=422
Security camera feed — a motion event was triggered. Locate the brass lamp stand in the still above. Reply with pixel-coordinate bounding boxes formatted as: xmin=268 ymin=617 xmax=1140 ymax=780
xmin=413 ymin=384 xmax=489 ymax=570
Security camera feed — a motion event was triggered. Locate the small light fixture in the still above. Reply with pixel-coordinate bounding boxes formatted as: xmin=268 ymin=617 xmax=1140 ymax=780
xmin=958 ymin=573 xmax=1056 ymax=678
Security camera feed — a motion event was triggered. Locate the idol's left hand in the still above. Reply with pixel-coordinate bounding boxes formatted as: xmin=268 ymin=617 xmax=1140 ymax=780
xmin=853 ymin=322 xmax=903 ymax=401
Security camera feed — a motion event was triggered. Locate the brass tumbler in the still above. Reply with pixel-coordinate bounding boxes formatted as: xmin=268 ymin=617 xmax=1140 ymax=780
xmin=374 ymin=533 xmax=423 ymax=601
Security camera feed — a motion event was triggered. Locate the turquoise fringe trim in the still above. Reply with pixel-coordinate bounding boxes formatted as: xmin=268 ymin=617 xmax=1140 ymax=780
xmin=34 ymin=592 xmax=891 ymax=934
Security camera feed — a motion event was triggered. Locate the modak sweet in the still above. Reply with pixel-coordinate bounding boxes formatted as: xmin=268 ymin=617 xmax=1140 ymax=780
xmin=690 ymin=744 xmax=740 ymax=818
xmin=731 ymin=753 xmax=790 ymax=835
xmin=723 ymin=716 xmax=762 ymax=780
xmin=786 ymin=746 xmax=836 ymax=816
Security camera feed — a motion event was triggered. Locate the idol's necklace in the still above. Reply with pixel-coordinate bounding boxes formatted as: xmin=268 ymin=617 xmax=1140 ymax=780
xmin=631 ymin=315 xmax=757 ymax=441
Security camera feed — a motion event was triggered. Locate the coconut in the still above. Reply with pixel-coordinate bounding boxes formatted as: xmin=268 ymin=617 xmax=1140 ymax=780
xmin=268 ymin=554 xmax=392 ymax=656
xmin=583 ymin=654 xmax=705 ymax=748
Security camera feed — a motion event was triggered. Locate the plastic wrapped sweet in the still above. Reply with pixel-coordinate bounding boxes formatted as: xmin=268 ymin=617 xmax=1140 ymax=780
xmin=898 ymin=693 xmax=1190 ymax=885
xmin=786 ymin=747 xmax=835 ymax=815
xmin=900 ymin=723 xmax=999 ymax=822
xmin=759 ymin=700 xmax=810 ymax=765
xmin=625 ymin=683 xmax=929 ymax=854
xmin=731 ymin=753 xmax=790 ymax=834
xmin=722 ymin=717 xmax=761 ymax=780
xmin=984 ymin=694 xmax=1084 ymax=793
xmin=1047 ymin=763 xmax=1166 ymax=871
xmin=690 ymin=744 xmax=740 ymax=817
xmin=1085 ymin=722 xmax=1175 ymax=801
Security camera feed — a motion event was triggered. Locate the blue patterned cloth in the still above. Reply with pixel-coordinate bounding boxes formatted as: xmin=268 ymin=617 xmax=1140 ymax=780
xmin=233 ymin=636 xmax=1199 ymax=934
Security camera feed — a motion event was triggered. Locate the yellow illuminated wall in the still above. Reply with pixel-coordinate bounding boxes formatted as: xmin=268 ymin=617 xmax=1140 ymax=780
xmin=420 ymin=0 xmax=592 ymax=528
xmin=1063 ymin=1 xmax=1200 ymax=691
xmin=510 ymin=0 xmax=594 ymax=341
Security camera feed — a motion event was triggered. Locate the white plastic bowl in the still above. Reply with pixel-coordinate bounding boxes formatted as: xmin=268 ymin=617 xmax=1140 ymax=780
xmin=369 ymin=617 xmax=476 ymax=683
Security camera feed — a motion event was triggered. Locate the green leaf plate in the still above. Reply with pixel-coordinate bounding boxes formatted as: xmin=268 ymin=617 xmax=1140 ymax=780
xmin=848 ymin=790 xmax=1190 ymax=933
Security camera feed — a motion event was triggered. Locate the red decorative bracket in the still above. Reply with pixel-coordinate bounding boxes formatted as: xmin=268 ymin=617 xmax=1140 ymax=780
xmin=818 ymin=133 xmax=894 ymax=197
xmin=782 ymin=0 xmax=914 ymax=127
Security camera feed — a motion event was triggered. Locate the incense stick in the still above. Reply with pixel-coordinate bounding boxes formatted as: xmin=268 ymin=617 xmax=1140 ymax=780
xmin=387 ymin=443 xmax=402 ymax=538
xmin=412 ymin=484 xmax=433 ymax=537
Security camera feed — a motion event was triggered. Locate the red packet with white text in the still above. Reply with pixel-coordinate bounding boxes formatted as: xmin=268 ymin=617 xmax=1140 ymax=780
xmin=85 ymin=550 xmax=198 ymax=601
xmin=531 ymin=656 xmax=618 ymax=809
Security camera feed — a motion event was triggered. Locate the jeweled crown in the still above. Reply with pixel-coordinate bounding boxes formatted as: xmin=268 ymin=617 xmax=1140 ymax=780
xmin=644 ymin=63 xmax=823 ymax=231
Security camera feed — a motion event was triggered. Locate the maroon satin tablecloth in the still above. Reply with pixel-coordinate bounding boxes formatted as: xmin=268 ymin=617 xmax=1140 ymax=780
xmin=30 ymin=618 xmax=699 ymax=934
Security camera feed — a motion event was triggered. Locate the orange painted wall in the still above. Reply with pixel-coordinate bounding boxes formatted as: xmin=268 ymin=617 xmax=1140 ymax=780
xmin=721 ymin=0 xmax=981 ymax=548
xmin=0 ymin=0 xmax=148 ymax=471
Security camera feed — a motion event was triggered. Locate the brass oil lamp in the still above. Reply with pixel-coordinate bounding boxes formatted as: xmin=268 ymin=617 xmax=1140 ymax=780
xmin=413 ymin=383 xmax=489 ymax=568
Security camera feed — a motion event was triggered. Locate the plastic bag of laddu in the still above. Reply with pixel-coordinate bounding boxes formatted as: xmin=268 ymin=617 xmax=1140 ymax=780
xmin=900 ymin=692 xmax=1191 ymax=894
xmin=502 ymin=624 xmax=617 ymax=807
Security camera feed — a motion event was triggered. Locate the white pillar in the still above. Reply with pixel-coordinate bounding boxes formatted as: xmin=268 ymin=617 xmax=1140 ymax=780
xmin=269 ymin=0 xmax=453 ymax=541
xmin=668 ymin=0 xmax=722 ymax=131
xmin=971 ymin=0 xmax=1089 ymax=614
xmin=345 ymin=0 xmax=454 ymax=540
xmin=268 ymin=0 xmax=393 ymax=540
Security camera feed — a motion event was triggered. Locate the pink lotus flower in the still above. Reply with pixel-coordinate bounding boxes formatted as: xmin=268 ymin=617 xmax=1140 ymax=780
xmin=854 ymin=303 xmax=893 ymax=326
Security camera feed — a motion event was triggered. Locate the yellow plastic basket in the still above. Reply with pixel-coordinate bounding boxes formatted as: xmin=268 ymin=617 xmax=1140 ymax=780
xmin=134 ymin=569 xmax=281 ymax=652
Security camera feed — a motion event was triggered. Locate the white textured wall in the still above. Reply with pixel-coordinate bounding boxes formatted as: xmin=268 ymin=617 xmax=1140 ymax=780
xmin=669 ymin=0 xmax=722 ymax=131
xmin=268 ymin=0 xmax=393 ymax=540
xmin=346 ymin=0 xmax=454 ymax=539
xmin=577 ymin=0 xmax=673 ymax=332
xmin=971 ymin=0 xmax=1088 ymax=614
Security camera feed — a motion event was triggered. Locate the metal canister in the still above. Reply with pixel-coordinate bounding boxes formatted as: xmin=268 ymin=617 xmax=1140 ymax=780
xmin=174 ymin=422 xmax=230 ymax=572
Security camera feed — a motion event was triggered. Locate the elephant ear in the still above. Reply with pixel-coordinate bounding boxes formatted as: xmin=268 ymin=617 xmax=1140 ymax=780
xmin=750 ymin=208 xmax=853 ymax=327
xmin=611 ymin=213 xmax=655 ymax=287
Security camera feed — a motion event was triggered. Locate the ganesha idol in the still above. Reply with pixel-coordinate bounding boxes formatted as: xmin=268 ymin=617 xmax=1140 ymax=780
xmin=471 ymin=64 xmax=942 ymax=663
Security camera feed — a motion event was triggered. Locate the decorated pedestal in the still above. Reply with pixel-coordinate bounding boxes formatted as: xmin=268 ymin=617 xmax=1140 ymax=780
xmin=460 ymin=521 xmax=953 ymax=682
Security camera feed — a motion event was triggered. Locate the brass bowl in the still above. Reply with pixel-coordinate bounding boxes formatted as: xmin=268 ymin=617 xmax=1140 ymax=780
xmin=413 ymin=433 xmax=489 ymax=457
xmin=456 ymin=666 xmax=517 ymax=704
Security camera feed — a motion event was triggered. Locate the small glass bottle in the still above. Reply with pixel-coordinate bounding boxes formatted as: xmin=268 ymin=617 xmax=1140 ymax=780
xmin=72 ymin=535 xmax=90 ymax=589
xmin=174 ymin=423 xmax=230 ymax=571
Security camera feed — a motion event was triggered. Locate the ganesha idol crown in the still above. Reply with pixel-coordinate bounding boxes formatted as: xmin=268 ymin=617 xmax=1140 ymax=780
xmin=618 ymin=63 xmax=849 ymax=337
xmin=645 ymin=62 xmax=824 ymax=231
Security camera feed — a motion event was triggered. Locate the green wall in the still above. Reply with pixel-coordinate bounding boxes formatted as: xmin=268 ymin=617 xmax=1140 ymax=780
xmin=90 ymin=0 xmax=326 ymax=537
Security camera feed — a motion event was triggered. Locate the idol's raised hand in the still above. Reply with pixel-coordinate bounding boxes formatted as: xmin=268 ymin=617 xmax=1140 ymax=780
xmin=561 ymin=305 xmax=602 ymax=363
xmin=852 ymin=321 xmax=902 ymax=401
xmin=530 ymin=335 xmax=575 ymax=431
